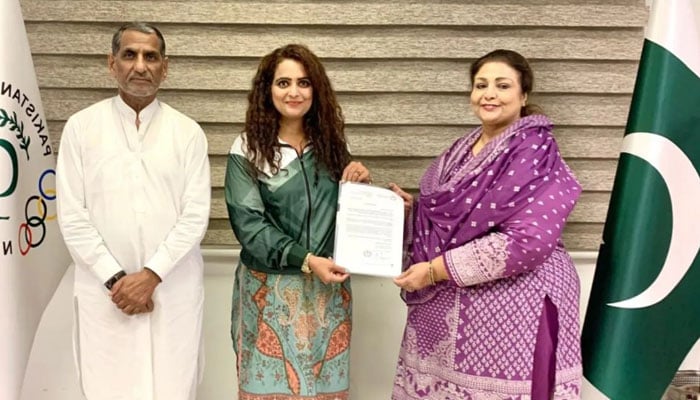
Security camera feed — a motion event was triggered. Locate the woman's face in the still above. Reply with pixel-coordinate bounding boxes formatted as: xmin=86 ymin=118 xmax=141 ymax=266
xmin=271 ymin=58 xmax=313 ymax=122
xmin=470 ymin=61 xmax=527 ymax=132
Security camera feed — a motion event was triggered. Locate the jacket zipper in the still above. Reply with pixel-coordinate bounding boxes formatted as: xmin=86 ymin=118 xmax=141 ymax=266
xmin=283 ymin=143 xmax=313 ymax=250
xmin=298 ymin=151 xmax=313 ymax=249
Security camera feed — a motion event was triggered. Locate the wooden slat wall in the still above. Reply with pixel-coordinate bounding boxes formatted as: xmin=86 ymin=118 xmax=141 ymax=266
xmin=21 ymin=0 xmax=648 ymax=250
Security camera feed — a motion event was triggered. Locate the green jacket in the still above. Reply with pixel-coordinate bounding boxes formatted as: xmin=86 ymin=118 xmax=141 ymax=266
xmin=225 ymin=135 xmax=339 ymax=274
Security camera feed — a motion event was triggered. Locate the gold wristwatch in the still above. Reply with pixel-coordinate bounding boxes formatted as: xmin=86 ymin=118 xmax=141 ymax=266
xmin=301 ymin=252 xmax=312 ymax=274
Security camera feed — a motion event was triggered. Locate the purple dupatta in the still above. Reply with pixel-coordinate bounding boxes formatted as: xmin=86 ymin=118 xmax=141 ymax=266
xmin=405 ymin=114 xmax=581 ymax=304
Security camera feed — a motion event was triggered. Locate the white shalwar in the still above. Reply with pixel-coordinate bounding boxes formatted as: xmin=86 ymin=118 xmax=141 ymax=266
xmin=56 ymin=96 xmax=211 ymax=400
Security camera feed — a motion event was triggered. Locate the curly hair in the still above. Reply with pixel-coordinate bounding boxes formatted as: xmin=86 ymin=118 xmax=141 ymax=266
xmin=243 ymin=44 xmax=351 ymax=180
xmin=469 ymin=49 xmax=544 ymax=117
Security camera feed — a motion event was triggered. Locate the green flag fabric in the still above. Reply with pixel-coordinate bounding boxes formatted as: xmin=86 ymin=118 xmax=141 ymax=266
xmin=581 ymin=0 xmax=700 ymax=399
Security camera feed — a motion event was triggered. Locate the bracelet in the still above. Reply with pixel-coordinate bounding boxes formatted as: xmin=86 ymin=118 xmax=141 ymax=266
xmin=428 ymin=260 xmax=436 ymax=286
xmin=301 ymin=252 xmax=313 ymax=274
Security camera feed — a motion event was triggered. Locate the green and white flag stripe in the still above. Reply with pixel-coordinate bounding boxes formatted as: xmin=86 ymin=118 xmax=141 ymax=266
xmin=581 ymin=0 xmax=700 ymax=399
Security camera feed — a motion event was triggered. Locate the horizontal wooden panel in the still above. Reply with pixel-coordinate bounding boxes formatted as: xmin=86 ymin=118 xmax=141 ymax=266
xmin=202 ymin=219 xmax=604 ymax=251
xmin=39 ymin=89 xmax=632 ymax=126
xmin=23 ymin=0 xmax=641 ymax=253
xmin=562 ymin=222 xmax=603 ymax=251
xmin=203 ymin=219 xmax=237 ymax=247
xmin=209 ymin=155 xmax=618 ymax=191
xmin=46 ymin=121 xmax=625 ymax=160
xmin=570 ymin=191 xmax=610 ymax=223
xmin=33 ymin=55 xmax=639 ymax=94
xmin=25 ymin=23 xmax=644 ymax=60
xmin=203 ymin=125 xmax=625 ymax=159
xmin=145 ymin=0 xmax=643 ymax=4
xmin=21 ymin=1 xmax=647 ymax=27
xmin=341 ymin=126 xmax=625 ymax=159
xmin=208 ymin=188 xmax=610 ymax=223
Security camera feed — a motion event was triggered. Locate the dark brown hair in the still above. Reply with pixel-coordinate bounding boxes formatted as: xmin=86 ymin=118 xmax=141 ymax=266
xmin=469 ymin=49 xmax=544 ymax=116
xmin=243 ymin=44 xmax=350 ymax=180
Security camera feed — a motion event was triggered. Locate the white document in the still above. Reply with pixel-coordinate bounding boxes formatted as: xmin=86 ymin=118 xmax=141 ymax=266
xmin=333 ymin=182 xmax=404 ymax=277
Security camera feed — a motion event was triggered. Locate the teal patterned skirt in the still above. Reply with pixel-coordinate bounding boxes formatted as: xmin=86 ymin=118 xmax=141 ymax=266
xmin=231 ymin=263 xmax=352 ymax=400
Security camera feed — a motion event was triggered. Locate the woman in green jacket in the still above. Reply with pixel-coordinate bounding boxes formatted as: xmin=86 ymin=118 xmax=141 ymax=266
xmin=225 ymin=44 xmax=371 ymax=400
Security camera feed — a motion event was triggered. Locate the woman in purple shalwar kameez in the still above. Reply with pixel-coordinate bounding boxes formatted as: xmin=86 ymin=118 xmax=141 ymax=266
xmin=390 ymin=50 xmax=582 ymax=399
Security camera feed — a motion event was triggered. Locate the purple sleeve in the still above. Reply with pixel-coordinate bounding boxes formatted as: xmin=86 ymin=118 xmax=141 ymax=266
xmin=498 ymin=172 xmax=578 ymax=276
xmin=444 ymin=232 xmax=510 ymax=287
xmin=445 ymin=176 xmax=576 ymax=286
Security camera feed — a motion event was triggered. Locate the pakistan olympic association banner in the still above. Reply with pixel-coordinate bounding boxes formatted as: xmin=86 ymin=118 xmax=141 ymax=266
xmin=1 ymin=1 xmax=70 ymax=399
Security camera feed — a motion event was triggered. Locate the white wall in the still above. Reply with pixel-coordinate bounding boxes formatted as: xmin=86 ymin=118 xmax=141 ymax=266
xmin=21 ymin=250 xmax=597 ymax=400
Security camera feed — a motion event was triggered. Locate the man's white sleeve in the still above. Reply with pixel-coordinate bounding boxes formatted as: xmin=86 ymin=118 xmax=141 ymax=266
xmin=144 ymin=127 xmax=211 ymax=279
xmin=56 ymin=118 xmax=122 ymax=284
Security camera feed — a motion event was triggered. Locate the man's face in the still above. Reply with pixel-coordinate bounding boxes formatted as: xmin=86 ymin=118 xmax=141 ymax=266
xmin=108 ymin=30 xmax=168 ymax=108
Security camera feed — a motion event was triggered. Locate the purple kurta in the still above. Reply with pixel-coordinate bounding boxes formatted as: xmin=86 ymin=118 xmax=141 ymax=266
xmin=393 ymin=115 xmax=582 ymax=399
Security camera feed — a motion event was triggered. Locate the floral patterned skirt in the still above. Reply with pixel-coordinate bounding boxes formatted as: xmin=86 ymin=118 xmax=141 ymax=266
xmin=231 ymin=263 xmax=352 ymax=400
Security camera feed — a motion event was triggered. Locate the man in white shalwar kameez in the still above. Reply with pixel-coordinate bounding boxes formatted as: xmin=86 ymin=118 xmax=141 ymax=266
xmin=56 ymin=22 xmax=210 ymax=400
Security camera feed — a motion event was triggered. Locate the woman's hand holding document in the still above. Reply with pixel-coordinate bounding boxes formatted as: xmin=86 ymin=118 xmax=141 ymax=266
xmin=333 ymin=182 xmax=404 ymax=277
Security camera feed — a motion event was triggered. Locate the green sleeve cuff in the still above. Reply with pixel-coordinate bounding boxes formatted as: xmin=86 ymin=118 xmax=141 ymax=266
xmin=286 ymin=243 xmax=309 ymax=268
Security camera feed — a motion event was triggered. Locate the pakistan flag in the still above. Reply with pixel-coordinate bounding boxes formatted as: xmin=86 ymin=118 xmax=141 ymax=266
xmin=581 ymin=0 xmax=700 ymax=399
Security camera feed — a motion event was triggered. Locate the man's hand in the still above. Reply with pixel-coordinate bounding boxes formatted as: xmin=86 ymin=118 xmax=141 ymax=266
xmin=111 ymin=268 xmax=161 ymax=315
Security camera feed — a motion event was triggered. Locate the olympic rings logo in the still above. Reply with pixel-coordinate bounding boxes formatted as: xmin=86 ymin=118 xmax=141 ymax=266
xmin=17 ymin=169 xmax=56 ymax=256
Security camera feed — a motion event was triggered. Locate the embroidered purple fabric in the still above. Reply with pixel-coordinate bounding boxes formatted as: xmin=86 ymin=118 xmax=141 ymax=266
xmin=393 ymin=115 xmax=583 ymax=399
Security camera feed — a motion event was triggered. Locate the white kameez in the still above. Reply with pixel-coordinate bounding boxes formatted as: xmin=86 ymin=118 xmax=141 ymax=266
xmin=56 ymin=96 xmax=211 ymax=400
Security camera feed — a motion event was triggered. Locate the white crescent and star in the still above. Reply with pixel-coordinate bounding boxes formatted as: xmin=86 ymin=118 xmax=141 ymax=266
xmin=608 ymin=132 xmax=700 ymax=309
